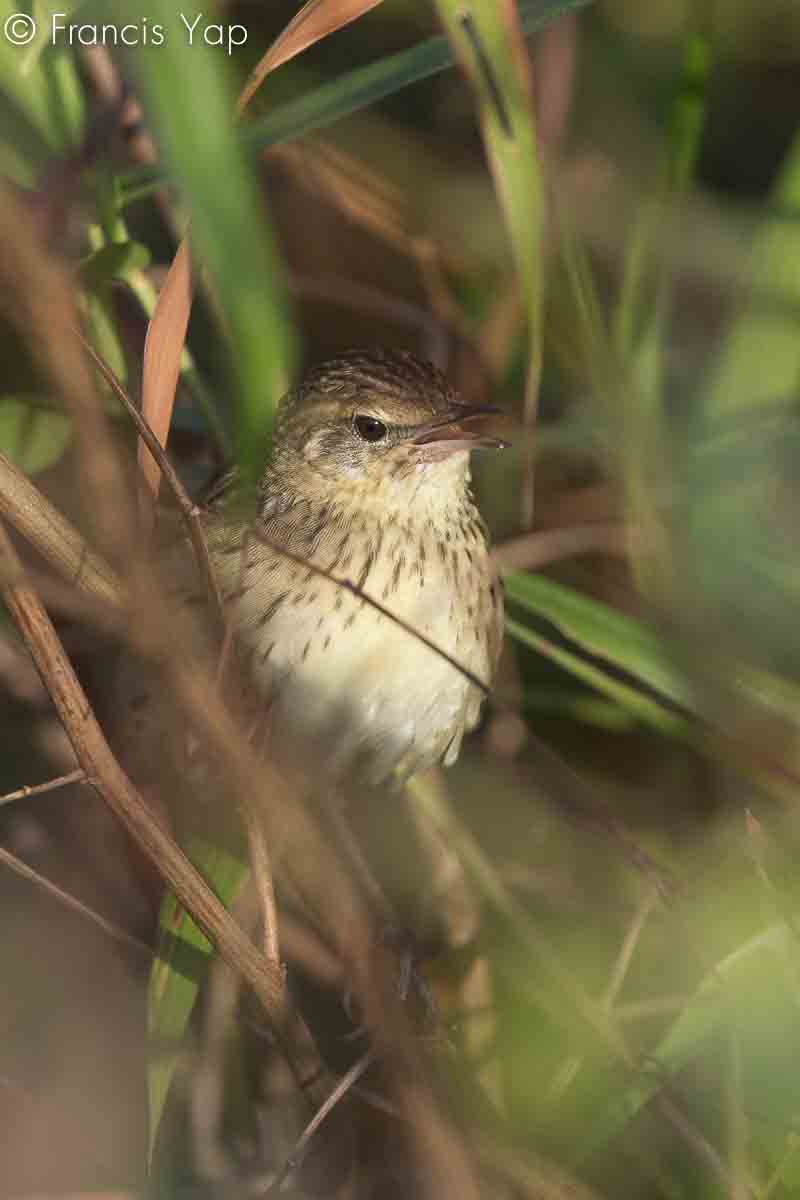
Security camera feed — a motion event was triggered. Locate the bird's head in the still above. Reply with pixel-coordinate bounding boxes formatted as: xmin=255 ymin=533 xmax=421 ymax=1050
xmin=267 ymin=349 xmax=507 ymax=498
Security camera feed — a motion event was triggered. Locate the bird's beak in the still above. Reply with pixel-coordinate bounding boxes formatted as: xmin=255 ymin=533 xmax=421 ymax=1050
xmin=410 ymin=404 xmax=509 ymax=452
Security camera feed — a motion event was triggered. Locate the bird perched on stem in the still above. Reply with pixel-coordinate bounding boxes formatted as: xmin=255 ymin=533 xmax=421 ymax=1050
xmin=123 ymin=348 xmax=506 ymax=788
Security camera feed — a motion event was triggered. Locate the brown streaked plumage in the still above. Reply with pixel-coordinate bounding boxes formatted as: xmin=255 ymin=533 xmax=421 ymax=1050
xmin=122 ymin=348 xmax=506 ymax=787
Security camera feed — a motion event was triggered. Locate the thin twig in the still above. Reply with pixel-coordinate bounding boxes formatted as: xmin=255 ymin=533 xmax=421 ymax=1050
xmin=248 ymin=526 xmax=491 ymax=696
xmin=10 ymin=566 xmax=126 ymax=634
xmin=273 ymin=140 xmax=477 ymax=370
xmin=76 ymin=330 xmax=226 ymax=631
xmin=406 ymin=771 xmax=633 ymax=1065
xmin=0 ymin=380 xmax=490 ymax=709
xmin=0 ymin=843 xmax=152 ymax=958
xmin=407 ymin=769 xmax=501 ymax=1106
xmin=408 ymin=767 xmax=758 ymax=1195
xmin=603 ymin=885 xmax=659 ymax=1011
xmin=279 ymin=911 xmax=342 ymax=988
xmin=78 ymin=330 xmax=493 ymax=701
xmin=325 ymin=794 xmax=392 ymax=917
xmin=656 ymin=1087 xmax=756 ymax=1199
xmin=0 ymin=453 xmax=686 ymax=904
xmin=216 ymin=544 xmax=281 ymax=974
xmin=0 ymin=767 xmax=87 ymax=808
xmin=0 ymin=453 xmax=691 ymax=904
xmin=0 ymin=516 xmax=332 ymax=1107
xmin=477 ymin=1133 xmax=603 ymax=1200
xmin=289 ymin=271 xmax=442 ymax=333
xmin=239 ymin=795 xmax=281 ymax=972
xmin=492 ymin=522 xmax=626 ymax=571
xmin=0 ymin=453 xmax=354 ymax=1115
xmin=266 ymin=1050 xmax=376 ymax=1194
xmin=0 ymin=450 xmax=123 ymax=611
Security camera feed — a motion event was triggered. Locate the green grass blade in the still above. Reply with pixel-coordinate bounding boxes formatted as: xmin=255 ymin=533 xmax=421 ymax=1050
xmin=122 ymin=0 xmax=297 ymax=483
xmin=432 ymin=0 xmax=546 ymax=523
xmin=0 ymin=0 xmax=61 ymax=145
xmin=507 ymin=568 xmax=800 ymax=740
xmin=147 ymin=837 xmax=248 ymax=1165
xmin=0 ymin=1 xmax=86 ymax=176
xmin=704 ymin=126 xmax=800 ymax=421
xmin=504 ymin=570 xmax=691 ymax=708
xmin=118 ymin=0 xmax=592 ymax=206
xmin=504 ymin=567 xmax=692 ymax=734
xmin=431 ymin=0 xmax=544 ymax=335
xmin=505 ymin=614 xmax=688 ymax=736
xmin=574 ymin=920 xmax=800 ymax=1165
xmin=0 ymin=396 xmax=72 ymax=473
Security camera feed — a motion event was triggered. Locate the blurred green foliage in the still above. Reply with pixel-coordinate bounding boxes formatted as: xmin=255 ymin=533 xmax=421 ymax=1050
xmin=2 ymin=1 xmax=800 ymax=1197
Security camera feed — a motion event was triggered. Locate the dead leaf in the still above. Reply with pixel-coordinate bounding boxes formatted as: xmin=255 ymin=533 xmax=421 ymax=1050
xmin=138 ymin=1 xmax=384 ymax=517
xmin=237 ymin=0 xmax=384 ymax=116
xmin=139 ymin=237 xmax=192 ymax=516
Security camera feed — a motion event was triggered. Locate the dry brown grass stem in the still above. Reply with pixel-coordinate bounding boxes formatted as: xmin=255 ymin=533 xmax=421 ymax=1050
xmin=418 ymin=777 xmax=745 ymax=1190
xmin=0 ymin=157 xmax=711 ymax=1198
xmin=273 ymin=140 xmax=475 ymax=361
xmin=493 ymin=521 xmax=626 ymax=571
xmin=239 ymin=794 xmax=282 ymax=972
xmin=0 ymin=841 xmax=152 ymax=959
xmin=0 ymin=437 xmax=675 ymax=923
xmin=73 ymin=337 xmax=284 ymax=995
xmin=603 ymin=885 xmax=660 ymax=1011
xmin=82 ymin=329 xmax=493 ymax=700
xmin=77 ymin=331 xmax=226 ymax=630
xmin=0 ymin=450 xmax=123 ymax=611
xmin=0 ymin=518 xmax=329 ymax=1083
xmin=476 ymin=1135 xmax=603 ymax=1200
xmin=520 ymin=353 xmax=542 ymax=530
xmin=248 ymin=525 xmax=491 ymax=695
xmin=0 ymin=246 xmax=307 ymax=1095
xmin=0 ymin=767 xmax=87 ymax=808
xmin=407 ymin=770 xmax=635 ymax=1066
xmin=266 ymin=1050 xmax=377 ymax=1195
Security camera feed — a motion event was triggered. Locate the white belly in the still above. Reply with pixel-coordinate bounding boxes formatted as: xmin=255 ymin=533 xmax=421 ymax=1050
xmin=223 ymin=531 xmax=494 ymax=783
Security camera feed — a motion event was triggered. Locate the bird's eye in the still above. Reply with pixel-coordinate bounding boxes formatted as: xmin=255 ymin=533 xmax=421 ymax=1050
xmin=353 ymin=414 xmax=388 ymax=443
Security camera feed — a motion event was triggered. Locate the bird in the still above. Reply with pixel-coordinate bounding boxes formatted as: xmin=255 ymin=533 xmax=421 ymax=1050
xmin=119 ymin=348 xmax=506 ymax=789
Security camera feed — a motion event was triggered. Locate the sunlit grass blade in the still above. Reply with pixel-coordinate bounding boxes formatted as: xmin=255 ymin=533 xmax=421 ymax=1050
xmin=507 ymin=566 xmax=800 ymax=745
xmin=505 ymin=615 xmax=688 ymax=736
xmin=118 ymin=0 xmax=592 ymax=206
xmin=0 ymin=396 xmax=71 ymax=473
xmin=573 ymin=920 xmax=800 ymax=1165
xmin=0 ymin=1 xmax=86 ymax=181
xmin=705 ymin=126 xmax=800 ymax=420
xmin=121 ymin=0 xmax=296 ymax=483
xmin=0 ymin=0 xmax=78 ymax=148
xmin=238 ymin=0 xmax=384 ymax=113
xmin=504 ymin=570 xmax=691 ymax=708
xmin=114 ymin=0 xmax=295 ymax=1153
xmin=433 ymin=0 xmax=544 ymax=523
xmin=678 ymin=120 xmax=800 ymax=689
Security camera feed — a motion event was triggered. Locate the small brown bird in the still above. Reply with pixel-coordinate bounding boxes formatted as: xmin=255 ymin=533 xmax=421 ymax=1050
xmin=122 ymin=349 xmax=506 ymax=787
